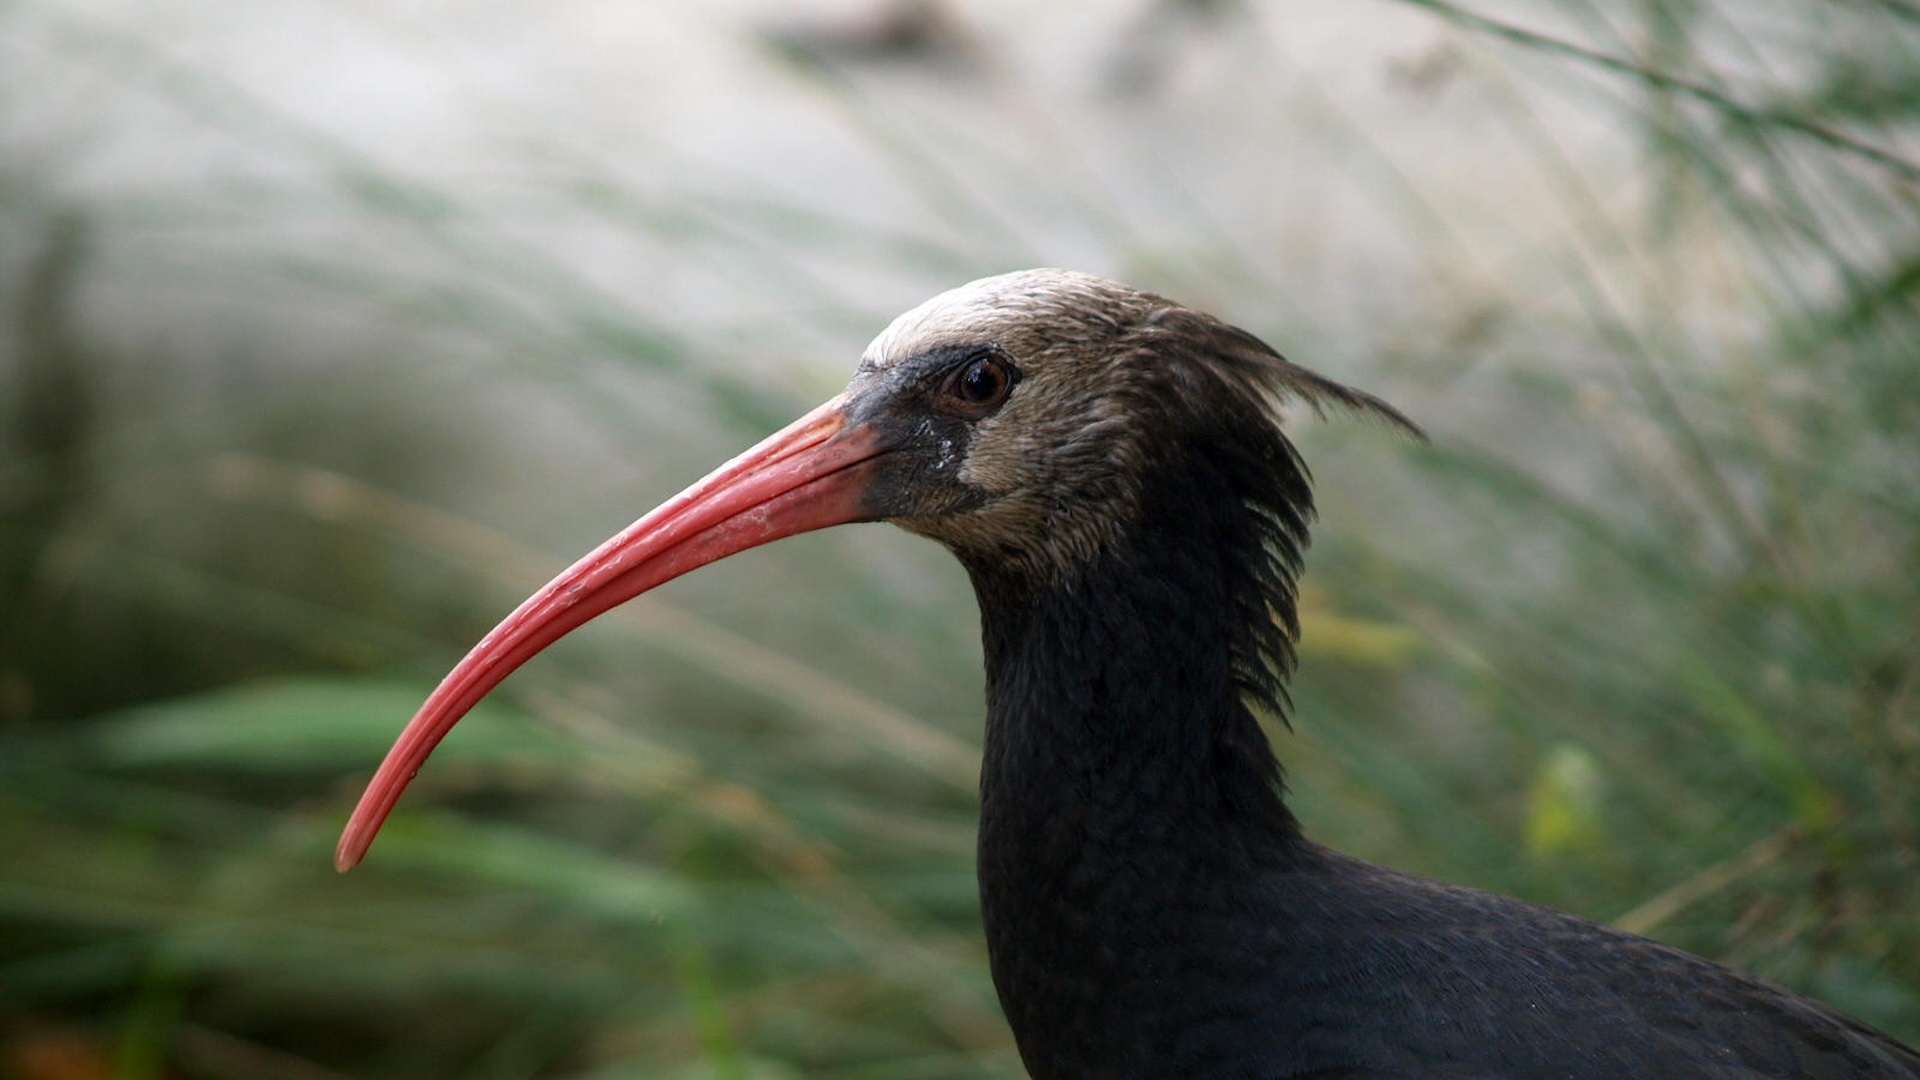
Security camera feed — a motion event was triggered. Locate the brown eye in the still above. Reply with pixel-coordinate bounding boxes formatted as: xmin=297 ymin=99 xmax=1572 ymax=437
xmin=946 ymin=355 xmax=1017 ymax=415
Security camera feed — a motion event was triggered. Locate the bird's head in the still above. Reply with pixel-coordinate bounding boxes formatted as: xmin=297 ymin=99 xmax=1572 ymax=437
xmin=335 ymin=268 xmax=1417 ymax=870
xmin=847 ymin=269 xmax=1414 ymax=580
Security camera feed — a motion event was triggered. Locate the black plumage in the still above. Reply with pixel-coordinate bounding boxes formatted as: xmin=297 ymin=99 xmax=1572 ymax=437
xmin=342 ymin=269 xmax=1920 ymax=1079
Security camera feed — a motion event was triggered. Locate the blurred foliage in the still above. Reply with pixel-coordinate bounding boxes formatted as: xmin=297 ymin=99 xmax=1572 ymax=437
xmin=2 ymin=1 xmax=1917 ymax=1077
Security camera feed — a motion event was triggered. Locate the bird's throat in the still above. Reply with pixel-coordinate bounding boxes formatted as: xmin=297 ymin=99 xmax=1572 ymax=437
xmin=953 ymin=410 xmax=1323 ymax=1072
xmin=968 ymin=528 xmax=1303 ymax=876
xmin=964 ymin=500 xmax=1312 ymax=1071
xmin=966 ymin=457 xmax=1308 ymax=851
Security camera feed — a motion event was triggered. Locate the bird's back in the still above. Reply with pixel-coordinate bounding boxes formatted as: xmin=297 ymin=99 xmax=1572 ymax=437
xmin=1166 ymin=848 xmax=1920 ymax=1080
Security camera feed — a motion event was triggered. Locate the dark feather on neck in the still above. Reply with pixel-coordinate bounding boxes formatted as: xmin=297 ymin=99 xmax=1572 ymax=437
xmin=962 ymin=319 xmax=1366 ymax=847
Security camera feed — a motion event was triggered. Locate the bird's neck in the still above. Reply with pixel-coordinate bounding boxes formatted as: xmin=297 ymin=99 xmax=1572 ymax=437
xmin=958 ymin=429 xmax=1324 ymax=1074
xmin=968 ymin=524 xmax=1303 ymax=873
xmin=965 ymin=452 xmax=1309 ymax=851
xmin=964 ymin=491 xmax=1319 ymax=1073
xmin=965 ymin=461 xmax=1313 ymax=891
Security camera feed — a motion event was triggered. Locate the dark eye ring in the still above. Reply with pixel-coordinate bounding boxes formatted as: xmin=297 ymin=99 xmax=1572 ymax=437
xmin=945 ymin=354 xmax=1018 ymax=415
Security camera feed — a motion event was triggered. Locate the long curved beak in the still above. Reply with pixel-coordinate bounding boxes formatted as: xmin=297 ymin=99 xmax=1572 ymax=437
xmin=336 ymin=394 xmax=885 ymax=871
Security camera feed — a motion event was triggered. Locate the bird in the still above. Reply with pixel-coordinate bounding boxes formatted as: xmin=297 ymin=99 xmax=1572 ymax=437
xmin=338 ymin=269 xmax=1920 ymax=1078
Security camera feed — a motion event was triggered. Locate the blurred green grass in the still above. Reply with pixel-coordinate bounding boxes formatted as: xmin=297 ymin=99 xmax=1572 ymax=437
xmin=3 ymin=1 xmax=1917 ymax=1077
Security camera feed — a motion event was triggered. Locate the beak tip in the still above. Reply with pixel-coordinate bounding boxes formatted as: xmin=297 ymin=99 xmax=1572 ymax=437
xmin=334 ymin=827 xmax=370 ymax=873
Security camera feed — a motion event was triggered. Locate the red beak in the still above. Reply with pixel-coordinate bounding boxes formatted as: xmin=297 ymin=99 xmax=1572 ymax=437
xmin=336 ymin=394 xmax=886 ymax=871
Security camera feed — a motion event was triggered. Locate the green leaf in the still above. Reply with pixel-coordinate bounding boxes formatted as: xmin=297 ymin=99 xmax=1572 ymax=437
xmin=83 ymin=676 xmax=576 ymax=772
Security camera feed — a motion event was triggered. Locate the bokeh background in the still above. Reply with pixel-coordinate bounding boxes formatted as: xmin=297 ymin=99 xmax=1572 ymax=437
xmin=3 ymin=1 xmax=1917 ymax=1076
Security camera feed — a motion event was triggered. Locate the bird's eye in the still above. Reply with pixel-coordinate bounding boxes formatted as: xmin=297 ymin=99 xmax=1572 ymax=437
xmin=943 ymin=354 xmax=1018 ymax=416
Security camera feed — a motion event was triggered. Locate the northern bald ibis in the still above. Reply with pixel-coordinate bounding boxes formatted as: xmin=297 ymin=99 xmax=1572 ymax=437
xmin=340 ymin=270 xmax=1920 ymax=1078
